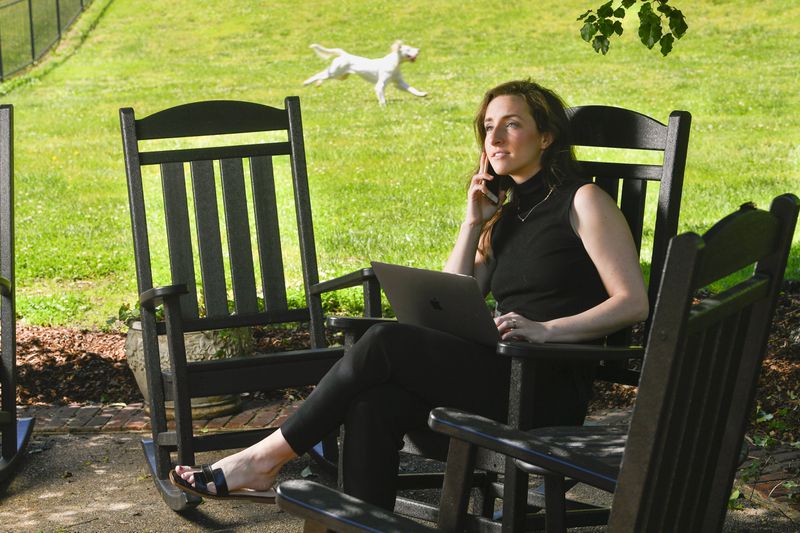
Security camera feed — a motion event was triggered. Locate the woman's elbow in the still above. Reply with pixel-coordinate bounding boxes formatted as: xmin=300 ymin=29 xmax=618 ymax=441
xmin=629 ymin=293 xmax=649 ymax=323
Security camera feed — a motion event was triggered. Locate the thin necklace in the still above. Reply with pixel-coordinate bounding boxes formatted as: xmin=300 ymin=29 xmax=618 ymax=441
xmin=517 ymin=188 xmax=554 ymax=222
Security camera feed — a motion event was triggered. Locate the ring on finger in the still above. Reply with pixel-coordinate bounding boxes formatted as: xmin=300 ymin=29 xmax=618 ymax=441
xmin=511 ymin=318 xmax=517 ymax=328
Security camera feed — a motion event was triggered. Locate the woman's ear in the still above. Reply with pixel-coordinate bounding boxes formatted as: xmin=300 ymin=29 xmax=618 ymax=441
xmin=541 ymin=132 xmax=554 ymax=150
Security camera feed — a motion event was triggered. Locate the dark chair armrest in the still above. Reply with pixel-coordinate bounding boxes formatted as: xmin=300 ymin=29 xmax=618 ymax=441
xmin=139 ymin=284 xmax=188 ymax=309
xmin=326 ymin=316 xmax=395 ymax=333
xmin=497 ymin=341 xmax=644 ymax=362
xmin=313 ymin=268 xmax=382 ymax=318
xmin=311 ymin=268 xmax=376 ymax=295
xmin=276 ymin=479 xmax=434 ymax=533
xmin=0 ymin=276 xmax=10 ymax=297
xmin=428 ymin=407 xmax=619 ymax=493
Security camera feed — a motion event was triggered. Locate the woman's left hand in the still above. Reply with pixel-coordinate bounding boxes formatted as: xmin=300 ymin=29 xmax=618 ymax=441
xmin=494 ymin=312 xmax=549 ymax=343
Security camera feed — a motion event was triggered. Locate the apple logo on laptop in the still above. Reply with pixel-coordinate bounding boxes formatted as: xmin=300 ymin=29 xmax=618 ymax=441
xmin=429 ymin=297 xmax=443 ymax=311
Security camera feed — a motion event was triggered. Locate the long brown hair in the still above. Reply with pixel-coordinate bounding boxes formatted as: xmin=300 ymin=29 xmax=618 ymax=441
xmin=473 ymin=79 xmax=580 ymax=257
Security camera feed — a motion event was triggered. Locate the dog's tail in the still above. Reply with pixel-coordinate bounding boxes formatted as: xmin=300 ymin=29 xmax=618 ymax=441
xmin=309 ymin=44 xmax=343 ymax=59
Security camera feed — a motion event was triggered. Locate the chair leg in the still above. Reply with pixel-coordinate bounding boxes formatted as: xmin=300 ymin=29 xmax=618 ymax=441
xmin=438 ymin=438 xmax=477 ymax=532
xmin=475 ymin=471 xmax=498 ymax=518
xmin=544 ymin=474 xmax=567 ymax=533
xmin=501 ymin=463 xmax=529 ymax=532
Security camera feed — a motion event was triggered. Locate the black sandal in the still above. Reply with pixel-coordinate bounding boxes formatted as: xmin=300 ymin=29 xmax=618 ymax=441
xmin=169 ymin=465 xmax=276 ymax=503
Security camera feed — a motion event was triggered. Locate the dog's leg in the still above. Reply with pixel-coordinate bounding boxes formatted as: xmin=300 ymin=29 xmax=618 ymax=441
xmin=374 ymin=75 xmax=391 ymax=106
xmin=395 ymin=78 xmax=428 ymax=98
xmin=303 ymin=69 xmax=330 ymax=86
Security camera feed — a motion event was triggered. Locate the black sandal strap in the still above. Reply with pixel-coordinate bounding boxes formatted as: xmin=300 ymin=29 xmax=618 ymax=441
xmin=192 ymin=464 xmax=211 ymax=491
xmin=207 ymin=465 xmax=229 ymax=497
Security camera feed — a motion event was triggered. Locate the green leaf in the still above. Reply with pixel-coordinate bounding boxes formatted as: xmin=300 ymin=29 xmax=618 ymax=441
xmin=728 ymin=488 xmax=743 ymax=510
xmin=670 ymin=10 xmax=688 ymax=38
xmin=597 ymin=1 xmax=614 ymax=18
xmin=577 ymin=9 xmax=593 ymax=21
xmin=622 ymin=0 xmax=636 ymax=7
xmin=613 ymin=7 xmax=626 ymax=18
xmin=657 ymin=2 xmax=674 ymax=16
xmin=599 ymin=18 xmax=616 ymax=38
xmin=581 ymin=21 xmax=598 ymax=42
xmin=592 ymin=35 xmax=610 ymax=55
xmin=639 ymin=21 xmax=662 ymax=48
xmin=638 ymin=6 xmax=663 ymax=49
xmin=660 ymin=33 xmax=674 ymax=55
xmin=756 ymin=410 xmax=774 ymax=423
xmin=613 ymin=20 xmax=624 ymax=36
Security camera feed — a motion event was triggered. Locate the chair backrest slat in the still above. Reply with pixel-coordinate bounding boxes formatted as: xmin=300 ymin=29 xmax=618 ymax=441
xmin=140 ymin=141 xmax=292 ymax=166
xmin=579 ymin=161 xmax=665 ymax=181
xmin=608 ymin=194 xmax=799 ymax=533
xmin=161 ymin=162 xmax=199 ymax=320
xmin=190 ymin=160 xmax=228 ymax=317
xmin=135 ymin=100 xmax=290 ymax=139
xmin=619 ymin=178 xmax=647 ymax=253
xmin=220 ymin=157 xmax=259 ymax=315
xmin=569 ymin=105 xmax=668 ymax=150
xmin=250 ymin=155 xmax=288 ymax=312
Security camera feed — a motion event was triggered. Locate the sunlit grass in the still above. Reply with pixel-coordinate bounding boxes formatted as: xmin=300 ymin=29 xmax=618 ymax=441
xmin=2 ymin=0 xmax=799 ymax=327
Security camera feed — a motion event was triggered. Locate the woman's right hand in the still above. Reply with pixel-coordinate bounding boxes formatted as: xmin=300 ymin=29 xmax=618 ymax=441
xmin=466 ymin=152 xmax=505 ymax=226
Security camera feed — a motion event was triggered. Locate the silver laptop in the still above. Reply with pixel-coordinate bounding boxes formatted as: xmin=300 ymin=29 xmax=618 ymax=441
xmin=370 ymin=261 xmax=501 ymax=346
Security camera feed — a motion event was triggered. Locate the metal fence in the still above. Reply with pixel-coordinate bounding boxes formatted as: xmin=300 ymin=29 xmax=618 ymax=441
xmin=0 ymin=0 xmax=90 ymax=81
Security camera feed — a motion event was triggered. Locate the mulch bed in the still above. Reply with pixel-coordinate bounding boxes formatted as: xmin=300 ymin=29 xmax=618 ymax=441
xmin=12 ymin=283 xmax=800 ymax=438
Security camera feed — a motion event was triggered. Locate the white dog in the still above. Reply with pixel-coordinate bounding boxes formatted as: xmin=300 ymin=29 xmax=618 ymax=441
xmin=303 ymin=41 xmax=428 ymax=106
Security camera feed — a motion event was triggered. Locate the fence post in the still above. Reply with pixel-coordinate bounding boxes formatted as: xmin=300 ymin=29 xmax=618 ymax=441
xmin=56 ymin=0 xmax=62 ymax=40
xmin=28 ymin=0 xmax=35 ymax=62
xmin=0 ymin=28 xmax=4 ymax=82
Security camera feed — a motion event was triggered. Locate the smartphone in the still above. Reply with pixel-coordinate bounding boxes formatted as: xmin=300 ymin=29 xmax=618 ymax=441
xmin=484 ymin=161 xmax=509 ymax=205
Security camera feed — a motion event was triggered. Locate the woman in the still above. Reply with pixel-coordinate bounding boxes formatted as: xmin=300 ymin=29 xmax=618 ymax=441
xmin=171 ymin=79 xmax=648 ymax=510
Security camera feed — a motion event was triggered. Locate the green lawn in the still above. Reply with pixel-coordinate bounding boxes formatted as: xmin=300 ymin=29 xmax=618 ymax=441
xmin=1 ymin=0 xmax=798 ymax=327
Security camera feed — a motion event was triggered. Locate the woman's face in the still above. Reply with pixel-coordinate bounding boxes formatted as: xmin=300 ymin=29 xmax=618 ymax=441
xmin=483 ymin=94 xmax=551 ymax=182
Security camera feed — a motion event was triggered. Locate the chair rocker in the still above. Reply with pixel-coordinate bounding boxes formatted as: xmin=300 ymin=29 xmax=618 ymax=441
xmin=119 ymin=97 xmax=380 ymax=510
xmin=0 ymin=104 xmax=35 ymax=485
xmin=276 ymin=192 xmax=800 ymax=533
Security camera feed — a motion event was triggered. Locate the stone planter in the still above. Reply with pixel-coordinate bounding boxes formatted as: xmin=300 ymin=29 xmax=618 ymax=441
xmin=125 ymin=322 xmax=254 ymax=420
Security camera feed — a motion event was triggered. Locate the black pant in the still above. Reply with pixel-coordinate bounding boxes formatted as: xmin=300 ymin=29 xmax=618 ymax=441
xmin=280 ymin=322 xmax=592 ymax=510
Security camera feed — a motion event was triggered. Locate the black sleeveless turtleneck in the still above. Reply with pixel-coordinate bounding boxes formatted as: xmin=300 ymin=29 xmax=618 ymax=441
xmin=489 ymin=171 xmax=609 ymax=322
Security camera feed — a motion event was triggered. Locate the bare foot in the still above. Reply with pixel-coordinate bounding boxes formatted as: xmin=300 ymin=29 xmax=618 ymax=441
xmin=175 ymin=429 xmax=297 ymax=494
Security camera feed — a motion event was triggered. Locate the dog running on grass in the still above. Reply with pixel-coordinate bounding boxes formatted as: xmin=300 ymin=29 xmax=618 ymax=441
xmin=303 ymin=41 xmax=428 ymax=106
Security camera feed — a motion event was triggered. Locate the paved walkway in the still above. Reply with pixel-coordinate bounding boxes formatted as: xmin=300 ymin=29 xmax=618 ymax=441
xmin=15 ymin=399 xmax=800 ymax=526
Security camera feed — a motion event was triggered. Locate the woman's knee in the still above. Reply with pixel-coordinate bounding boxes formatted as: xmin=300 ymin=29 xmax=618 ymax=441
xmin=345 ymin=322 xmax=413 ymax=377
xmin=359 ymin=321 xmax=415 ymax=349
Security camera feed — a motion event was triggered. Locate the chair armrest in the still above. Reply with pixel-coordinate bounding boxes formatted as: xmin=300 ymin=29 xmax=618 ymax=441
xmin=0 ymin=276 xmax=10 ymax=297
xmin=313 ymin=268 xmax=382 ymax=318
xmin=139 ymin=284 xmax=188 ymax=309
xmin=276 ymin=479 xmax=434 ymax=533
xmin=428 ymin=407 xmax=620 ymax=493
xmin=497 ymin=341 xmax=644 ymax=362
xmin=326 ymin=316 xmax=395 ymax=333
xmin=311 ymin=268 xmax=376 ymax=295
xmin=326 ymin=316 xmax=396 ymax=347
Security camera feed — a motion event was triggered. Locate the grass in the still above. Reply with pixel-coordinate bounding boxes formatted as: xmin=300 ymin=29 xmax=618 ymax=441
xmin=1 ymin=0 xmax=798 ymax=327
